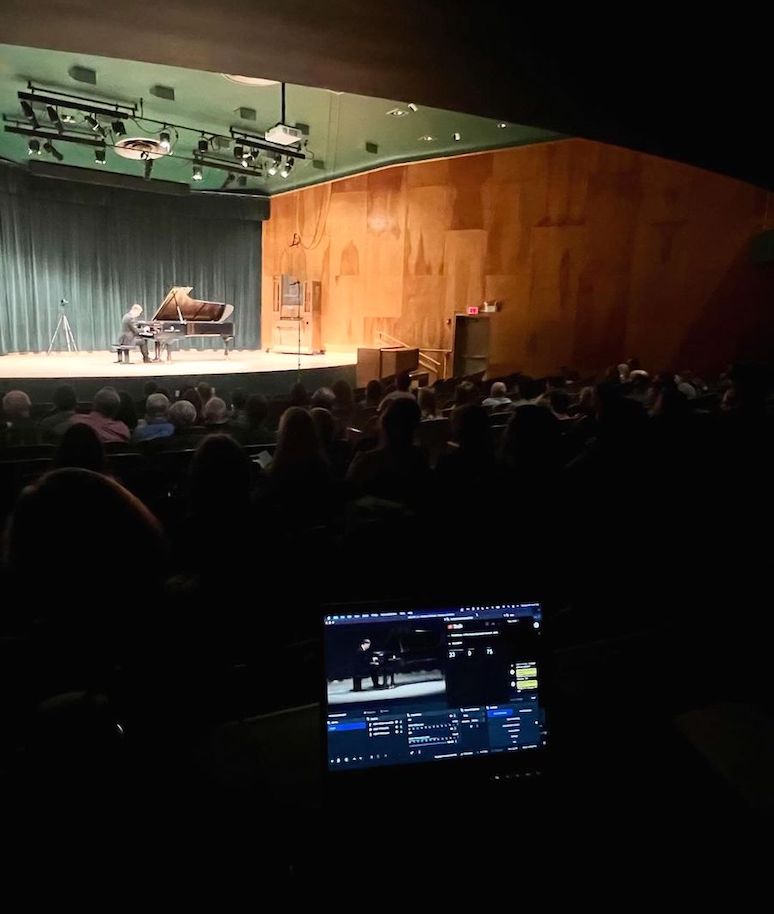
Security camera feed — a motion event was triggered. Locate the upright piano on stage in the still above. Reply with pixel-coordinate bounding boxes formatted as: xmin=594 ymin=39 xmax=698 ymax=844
xmin=138 ymin=286 xmax=235 ymax=359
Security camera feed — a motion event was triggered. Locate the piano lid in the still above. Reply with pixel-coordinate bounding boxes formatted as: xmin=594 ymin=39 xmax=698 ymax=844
xmin=151 ymin=286 xmax=231 ymax=322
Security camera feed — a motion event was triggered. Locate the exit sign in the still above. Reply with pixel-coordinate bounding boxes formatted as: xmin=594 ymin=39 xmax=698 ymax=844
xmin=467 ymin=306 xmax=480 ymax=315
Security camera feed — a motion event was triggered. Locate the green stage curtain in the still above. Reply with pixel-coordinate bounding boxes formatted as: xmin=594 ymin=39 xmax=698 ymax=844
xmin=0 ymin=167 xmax=263 ymax=355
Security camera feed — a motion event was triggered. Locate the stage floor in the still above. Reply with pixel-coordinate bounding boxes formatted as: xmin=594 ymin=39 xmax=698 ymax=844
xmin=0 ymin=349 xmax=357 ymax=380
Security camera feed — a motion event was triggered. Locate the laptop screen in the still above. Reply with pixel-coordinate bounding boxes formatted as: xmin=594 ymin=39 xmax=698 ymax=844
xmin=324 ymin=601 xmax=548 ymax=772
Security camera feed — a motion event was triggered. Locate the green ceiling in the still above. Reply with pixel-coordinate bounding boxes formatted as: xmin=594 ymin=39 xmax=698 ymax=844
xmin=0 ymin=42 xmax=561 ymax=195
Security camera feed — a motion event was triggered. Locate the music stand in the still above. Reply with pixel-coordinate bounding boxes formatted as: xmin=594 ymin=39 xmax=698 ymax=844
xmin=47 ymin=299 xmax=79 ymax=354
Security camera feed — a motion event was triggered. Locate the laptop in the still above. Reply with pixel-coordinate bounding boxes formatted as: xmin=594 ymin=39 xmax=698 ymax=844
xmin=322 ymin=600 xmax=549 ymax=786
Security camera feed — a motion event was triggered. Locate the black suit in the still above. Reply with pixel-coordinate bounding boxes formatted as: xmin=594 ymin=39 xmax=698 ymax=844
xmin=118 ymin=312 xmax=149 ymax=361
xmin=353 ymin=646 xmax=380 ymax=692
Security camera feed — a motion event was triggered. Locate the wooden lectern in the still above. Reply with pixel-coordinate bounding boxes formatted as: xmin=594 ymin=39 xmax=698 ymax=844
xmin=356 ymin=346 xmax=419 ymax=387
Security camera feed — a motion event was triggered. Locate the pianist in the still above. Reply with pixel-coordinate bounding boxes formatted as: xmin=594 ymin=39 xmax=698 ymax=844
xmin=117 ymin=304 xmax=150 ymax=363
xmin=353 ymin=638 xmax=381 ymax=692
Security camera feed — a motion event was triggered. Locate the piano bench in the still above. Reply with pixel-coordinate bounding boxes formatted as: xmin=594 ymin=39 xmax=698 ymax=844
xmin=112 ymin=345 xmax=133 ymax=363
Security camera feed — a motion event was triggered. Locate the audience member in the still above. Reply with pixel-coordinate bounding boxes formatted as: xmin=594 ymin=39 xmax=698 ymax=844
xmin=203 ymin=397 xmax=230 ymax=428
xmin=312 ymin=406 xmax=351 ymax=479
xmin=289 ymin=382 xmax=309 ymax=408
xmin=359 ymin=379 xmax=383 ymax=409
xmin=54 ymin=422 xmax=107 ymax=474
xmin=196 ymin=382 xmax=213 ymax=409
xmin=169 ymin=399 xmax=197 ymax=436
xmin=117 ymin=391 xmax=139 ymax=431
xmin=179 ymin=387 xmax=204 ymax=423
xmin=436 ymin=404 xmax=495 ymax=491
xmin=260 ymin=407 xmax=333 ymax=528
xmin=39 ymin=385 xmax=77 ymax=439
xmin=310 ymin=387 xmax=336 ymax=411
xmin=132 ymin=394 xmax=174 ymax=443
xmin=453 ymin=380 xmax=478 ymax=408
xmin=482 ymin=381 xmax=512 ymax=410
xmin=418 ymin=386 xmax=440 ymax=420
xmin=347 ymin=397 xmax=429 ymax=506
xmin=72 ymin=387 xmax=129 ymax=444
xmin=548 ymin=389 xmax=573 ymax=422
xmin=380 ymin=371 xmax=414 ymax=407
xmin=1 ymin=390 xmax=38 ymax=447
xmin=241 ymin=394 xmax=276 ymax=444
xmin=501 ymin=404 xmax=563 ymax=476
xmin=675 ymin=372 xmax=697 ymax=400
xmin=230 ymin=389 xmax=248 ymax=429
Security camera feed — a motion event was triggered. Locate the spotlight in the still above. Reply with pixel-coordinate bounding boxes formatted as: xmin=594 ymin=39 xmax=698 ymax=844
xmin=418 ymin=135 xmax=434 ymax=142
xmin=453 ymin=131 xmax=461 ymax=141
xmin=142 ymin=154 xmax=153 ymax=180
xmin=280 ymin=156 xmax=294 ymax=178
xmin=497 ymin=122 xmax=508 ymax=129
xmin=61 ymin=113 xmax=77 ymax=124
xmin=222 ymin=172 xmax=236 ymax=188
xmin=233 ymin=145 xmax=244 ymax=159
xmin=192 ymin=164 xmax=203 ymax=181
xmin=27 ymin=138 xmax=41 ymax=156
xmin=241 ymin=155 xmax=252 ymax=168
xmin=237 ymin=175 xmax=247 ymax=187
xmin=21 ymin=100 xmax=39 ymax=128
xmin=111 ymin=119 xmax=126 ymax=137
xmin=267 ymin=155 xmax=281 ymax=176
xmin=95 ymin=145 xmax=106 ymax=165
xmin=197 ymin=138 xmax=208 ymax=153
xmin=159 ymin=131 xmax=171 ymax=152
xmin=43 ymin=141 xmax=63 ymax=162
xmin=85 ymin=113 xmax=101 ymax=132
xmin=407 ymin=102 xmax=419 ymax=112
xmin=46 ymin=105 xmax=62 ymax=130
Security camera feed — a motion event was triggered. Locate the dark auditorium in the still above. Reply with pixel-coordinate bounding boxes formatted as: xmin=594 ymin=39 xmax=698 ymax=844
xmin=0 ymin=1 xmax=773 ymax=876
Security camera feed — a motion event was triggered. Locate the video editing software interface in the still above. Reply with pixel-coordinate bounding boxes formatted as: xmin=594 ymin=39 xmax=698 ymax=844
xmin=324 ymin=602 xmax=548 ymax=771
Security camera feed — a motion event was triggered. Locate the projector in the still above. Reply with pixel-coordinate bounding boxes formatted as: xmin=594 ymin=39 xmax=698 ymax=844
xmin=265 ymin=123 xmax=303 ymax=146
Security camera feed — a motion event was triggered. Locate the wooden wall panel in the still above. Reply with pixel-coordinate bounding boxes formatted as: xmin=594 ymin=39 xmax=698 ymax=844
xmin=263 ymin=139 xmax=774 ymax=376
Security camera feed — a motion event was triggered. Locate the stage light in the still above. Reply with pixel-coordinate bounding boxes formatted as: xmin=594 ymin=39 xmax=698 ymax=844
xmin=418 ymin=135 xmax=434 ymax=142
xmin=85 ymin=113 xmax=101 ymax=132
xmin=222 ymin=172 xmax=236 ymax=188
xmin=197 ymin=138 xmax=208 ymax=153
xmin=142 ymin=153 xmax=153 ymax=180
xmin=159 ymin=130 xmax=171 ymax=152
xmin=241 ymin=155 xmax=252 ymax=168
xmin=407 ymin=102 xmax=419 ymax=112
xmin=43 ymin=141 xmax=64 ymax=161
xmin=46 ymin=105 xmax=62 ymax=130
xmin=267 ymin=155 xmax=281 ymax=176
xmin=27 ymin=138 xmax=41 ymax=156
xmin=61 ymin=113 xmax=77 ymax=124
xmin=233 ymin=145 xmax=244 ymax=160
xmin=497 ymin=122 xmax=508 ymax=128
xmin=111 ymin=119 xmax=126 ymax=137
xmin=95 ymin=145 xmax=106 ymax=165
xmin=453 ymin=131 xmax=461 ymax=141
xmin=280 ymin=156 xmax=294 ymax=177
xmin=21 ymin=100 xmax=39 ymax=128
xmin=192 ymin=164 xmax=203 ymax=181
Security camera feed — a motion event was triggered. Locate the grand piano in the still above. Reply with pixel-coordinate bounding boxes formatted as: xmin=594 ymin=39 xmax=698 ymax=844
xmin=138 ymin=286 xmax=235 ymax=359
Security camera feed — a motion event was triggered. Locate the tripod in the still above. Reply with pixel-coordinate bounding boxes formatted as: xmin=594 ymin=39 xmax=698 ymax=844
xmin=47 ymin=300 xmax=79 ymax=354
